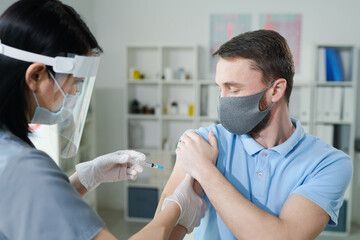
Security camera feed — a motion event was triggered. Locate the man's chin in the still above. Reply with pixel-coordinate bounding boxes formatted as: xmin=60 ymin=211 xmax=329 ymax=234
xmin=248 ymin=111 xmax=271 ymax=136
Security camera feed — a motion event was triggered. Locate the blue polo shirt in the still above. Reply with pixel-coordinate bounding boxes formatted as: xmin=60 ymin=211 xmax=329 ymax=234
xmin=193 ymin=119 xmax=353 ymax=240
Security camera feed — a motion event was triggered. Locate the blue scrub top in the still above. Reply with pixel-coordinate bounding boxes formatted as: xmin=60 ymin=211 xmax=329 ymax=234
xmin=193 ymin=119 xmax=353 ymax=240
xmin=0 ymin=129 xmax=105 ymax=240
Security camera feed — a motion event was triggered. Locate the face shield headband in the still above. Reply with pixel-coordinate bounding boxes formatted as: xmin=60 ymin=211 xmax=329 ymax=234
xmin=0 ymin=42 xmax=101 ymax=159
xmin=0 ymin=41 xmax=100 ymax=78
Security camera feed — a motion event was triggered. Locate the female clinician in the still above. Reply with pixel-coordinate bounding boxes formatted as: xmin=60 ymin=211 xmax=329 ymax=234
xmin=0 ymin=1 xmax=207 ymax=239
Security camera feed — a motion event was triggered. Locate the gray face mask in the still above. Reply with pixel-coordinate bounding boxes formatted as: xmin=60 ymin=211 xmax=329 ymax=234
xmin=218 ymin=83 xmax=274 ymax=135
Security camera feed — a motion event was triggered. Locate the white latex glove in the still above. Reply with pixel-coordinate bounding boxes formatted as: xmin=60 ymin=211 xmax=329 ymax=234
xmin=161 ymin=174 xmax=209 ymax=233
xmin=75 ymin=150 xmax=146 ymax=191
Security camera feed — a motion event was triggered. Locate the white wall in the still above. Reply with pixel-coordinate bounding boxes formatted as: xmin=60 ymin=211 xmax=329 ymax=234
xmin=92 ymin=0 xmax=360 ymax=89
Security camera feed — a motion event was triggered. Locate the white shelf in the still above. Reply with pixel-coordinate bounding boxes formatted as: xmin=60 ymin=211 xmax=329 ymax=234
xmin=127 ymin=114 xmax=159 ymax=120
xmin=320 ymin=230 xmax=349 ymax=238
xmin=315 ymin=81 xmax=353 ymax=87
xmin=162 ymin=115 xmax=194 ymax=121
xmin=128 ymin=79 xmax=160 ymax=84
xmin=315 ymin=120 xmax=352 ymax=125
xmin=162 ymin=80 xmax=194 ymax=85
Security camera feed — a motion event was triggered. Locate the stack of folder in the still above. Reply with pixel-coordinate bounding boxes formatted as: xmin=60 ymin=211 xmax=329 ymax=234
xmin=317 ymin=47 xmax=352 ymax=82
xmin=325 ymin=47 xmax=345 ymax=81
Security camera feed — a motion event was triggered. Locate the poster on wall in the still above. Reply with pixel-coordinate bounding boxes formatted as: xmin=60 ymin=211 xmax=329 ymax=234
xmin=259 ymin=14 xmax=302 ymax=73
xmin=210 ymin=14 xmax=252 ymax=75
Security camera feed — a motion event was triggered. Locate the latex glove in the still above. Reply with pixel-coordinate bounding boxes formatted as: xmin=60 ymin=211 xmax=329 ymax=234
xmin=176 ymin=130 xmax=218 ymax=181
xmin=75 ymin=150 xmax=146 ymax=191
xmin=161 ymin=174 xmax=209 ymax=233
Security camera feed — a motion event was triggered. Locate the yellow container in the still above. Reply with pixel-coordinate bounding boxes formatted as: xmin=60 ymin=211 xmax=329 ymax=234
xmin=188 ymin=104 xmax=194 ymax=116
xmin=133 ymin=69 xmax=140 ymax=79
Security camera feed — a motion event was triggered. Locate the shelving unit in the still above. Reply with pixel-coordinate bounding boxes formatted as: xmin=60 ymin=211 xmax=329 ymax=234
xmin=286 ymin=45 xmax=358 ymax=236
xmin=291 ymin=45 xmax=357 ymax=236
xmin=313 ymin=45 xmax=357 ymax=236
xmin=29 ymin=99 xmax=98 ymax=210
xmin=124 ymin=44 xmax=220 ymax=221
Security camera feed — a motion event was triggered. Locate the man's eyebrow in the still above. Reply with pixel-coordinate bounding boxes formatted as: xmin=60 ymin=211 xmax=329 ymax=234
xmin=216 ymin=81 xmax=244 ymax=87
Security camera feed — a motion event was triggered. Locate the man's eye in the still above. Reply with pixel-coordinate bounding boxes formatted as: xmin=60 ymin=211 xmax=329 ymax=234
xmin=230 ymin=89 xmax=240 ymax=93
xmin=75 ymin=79 xmax=84 ymax=84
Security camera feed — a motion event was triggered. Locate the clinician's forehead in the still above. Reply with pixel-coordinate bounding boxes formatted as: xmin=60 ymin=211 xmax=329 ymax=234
xmin=56 ymin=74 xmax=79 ymax=83
xmin=215 ymin=57 xmax=263 ymax=87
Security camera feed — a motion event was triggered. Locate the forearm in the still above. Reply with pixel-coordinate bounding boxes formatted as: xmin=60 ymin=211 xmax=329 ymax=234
xmin=156 ymin=161 xmax=204 ymax=238
xmin=198 ymin=165 xmax=287 ymax=240
xmin=155 ymin=189 xmax=187 ymax=240
xmin=130 ymin=202 xmax=185 ymax=240
xmin=69 ymin=171 xmax=88 ymax=197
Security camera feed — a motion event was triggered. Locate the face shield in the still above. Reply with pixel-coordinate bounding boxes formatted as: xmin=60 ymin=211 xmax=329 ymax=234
xmin=0 ymin=41 xmax=101 ymax=158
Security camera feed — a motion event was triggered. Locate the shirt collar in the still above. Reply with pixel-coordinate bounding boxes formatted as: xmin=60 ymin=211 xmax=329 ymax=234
xmin=241 ymin=134 xmax=264 ymax=156
xmin=272 ymin=118 xmax=305 ymax=157
xmin=241 ymin=118 xmax=305 ymax=157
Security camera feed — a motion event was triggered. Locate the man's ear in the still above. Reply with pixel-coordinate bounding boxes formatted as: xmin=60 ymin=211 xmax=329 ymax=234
xmin=25 ymin=63 xmax=48 ymax=91
xmin=271 ymin=78 xmax=287 ymax=103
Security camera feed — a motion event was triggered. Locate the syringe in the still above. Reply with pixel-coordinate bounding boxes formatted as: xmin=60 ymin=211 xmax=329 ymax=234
xmin=130 ymin=159 xmax=164 ymax=169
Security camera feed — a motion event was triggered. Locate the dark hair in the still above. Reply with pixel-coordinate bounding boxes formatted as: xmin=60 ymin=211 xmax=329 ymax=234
xmin=213 ymin=29 xmax=294 ymax=104
xmin=0 ymin=0 xmax=102 ymax=145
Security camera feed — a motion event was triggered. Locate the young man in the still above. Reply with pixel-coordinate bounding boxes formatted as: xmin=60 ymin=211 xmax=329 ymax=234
xmin=157 ymin=30 xmax=353 ymax=239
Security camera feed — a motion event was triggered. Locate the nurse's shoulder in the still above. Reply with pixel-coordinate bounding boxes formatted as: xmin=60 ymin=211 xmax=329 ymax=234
xmin=0 ymin=129 xmax=62 ymax=179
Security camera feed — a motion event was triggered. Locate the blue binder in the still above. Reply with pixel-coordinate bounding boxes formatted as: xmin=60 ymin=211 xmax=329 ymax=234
xmin=325 ymin=48 xmax=345 ymax=81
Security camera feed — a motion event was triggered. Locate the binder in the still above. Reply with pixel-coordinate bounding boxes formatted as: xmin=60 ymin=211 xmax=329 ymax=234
xmin=289 ymin=88 xmax=301 ymax=119
xmin=325 ymin=48 xmax=335 ymax=81
xmin=316 ymin=87 xmax=331 ymax=121
xmin=333 ymin=48 xmax=345 ymax=81
xmin=342 ymin=88 xmax=353 ymax=121
xmin=300 ymin=87 xmax=310 ymax=122
xmin=339 ymin=49 xmax=352 ymax=81
xmin=323 ymin=87 xmax=332 ymax=121
xmin=330 ymin=87 xmax=343 ymax=122
xmin=316 ymin=124 xmax=334 ymax=145
xmin=325 ymin=48 xmax=344 ymax=82
xmin=316 ymin=87 xmax=325 ymax=121
xmin=317 ymin=48 xmax=326 ymax=82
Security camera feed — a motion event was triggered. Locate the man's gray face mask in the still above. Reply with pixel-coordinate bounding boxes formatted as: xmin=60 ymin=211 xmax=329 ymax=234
xmin=218 ymin=82 xmax=274 ymax=135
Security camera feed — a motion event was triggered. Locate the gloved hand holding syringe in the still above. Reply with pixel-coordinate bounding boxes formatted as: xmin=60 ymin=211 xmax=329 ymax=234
xmin=76 ymin=150 xmax=164 ymax=192
xmin=130 ymin=157 xmax=164 ymax=169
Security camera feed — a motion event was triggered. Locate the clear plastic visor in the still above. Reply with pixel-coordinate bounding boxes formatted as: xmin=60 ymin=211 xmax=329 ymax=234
xmin=49 ymin=72 xmax=85 ymax=112
xmin=57 ymin=74 xmax=96 ymax=158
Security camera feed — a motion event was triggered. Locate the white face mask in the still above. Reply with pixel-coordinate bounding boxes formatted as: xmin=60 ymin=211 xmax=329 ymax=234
xmin=30 ymin=72 xmax=79 ymax=125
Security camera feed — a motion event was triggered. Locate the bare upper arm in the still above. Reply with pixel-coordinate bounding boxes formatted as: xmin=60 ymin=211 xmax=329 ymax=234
xmin=279 ymin=194 xmax=330 ymax=239
xmin=93 ymin=227 xmax=117 ymax=240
